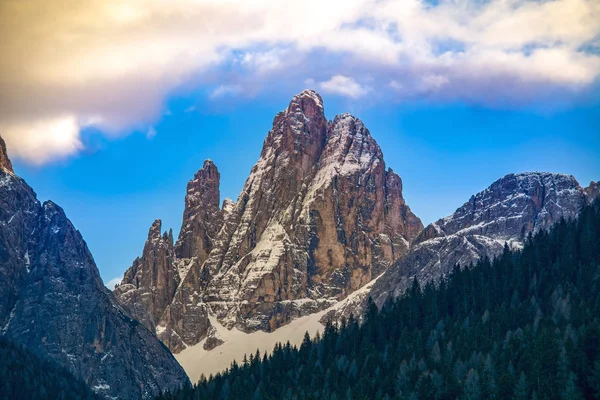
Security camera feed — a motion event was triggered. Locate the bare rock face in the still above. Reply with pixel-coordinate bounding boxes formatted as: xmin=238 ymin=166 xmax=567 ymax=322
xmin=202 ymin=325 xmax=224 ymax=351
xmin=584 ymin=181 xmax=599 ymax=204
xmin=0 ymin=136 xmax=13 ymax=175
xmin=175 ymin=160 xmax=223 ymax=261
xmin=114 ymin=220 xmax=179 ymax=332
xmin=116 ymin=160 xmax=223 ymax=352
xmin=369 ymin=172 xmax=591 ymax=306
xmin=0 ymin=137 xmax=189 ymax=399
xmin=116 ymin=90 xmax=422 ymax=352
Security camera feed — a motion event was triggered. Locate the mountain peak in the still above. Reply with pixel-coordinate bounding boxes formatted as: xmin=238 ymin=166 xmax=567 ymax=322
xmin=116 ymin=90 xmax=422 ymax=357
xmin=0 ymin=134 xmax=14 ymax=175
xmin=584 ymin=180 xmax=599 ymax=203
xmin=149 ymin=219 xmax=163 ymax=239
xmin=279 ymin=90 xmax=326 ymax=134
xmin=289 ymin=89 xmax=323 ymax=111
xmin=174 ymin=159 xmax=222 ymax=260
xmin=425 ymin=171 xmax=585 ymax=243
xmin=0 ymin=155 xmax=189 ymax=398
xmin=203 ymin=158 xmax=216 ymax=168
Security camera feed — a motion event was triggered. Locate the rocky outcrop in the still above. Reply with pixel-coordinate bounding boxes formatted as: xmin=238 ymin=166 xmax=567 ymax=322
xmin=372 ymin=172 xmax=591 ymax=303
xmin=324 ymin=172 xmax=594 ymax=323
xmin=116 ymin=90 xmax=423 ymax=352
xmin=116 ymin=160 xmax=223 ymax=352
xmin=174 ymin=159 xmax=223 ymax=261
xmin=114 ymin=220 xmax=179 ymax=332
xmin=584 ymin=181 xmax=599 ymax=204
xmin=0 ymin=136 xmax=13 ymax=174
xmin=0 ymin=137 xmax=190 ymax=399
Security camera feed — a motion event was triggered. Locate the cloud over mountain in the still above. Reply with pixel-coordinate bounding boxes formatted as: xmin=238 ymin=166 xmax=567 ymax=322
xmin=1 ymin=0 xmax=598 ymax=164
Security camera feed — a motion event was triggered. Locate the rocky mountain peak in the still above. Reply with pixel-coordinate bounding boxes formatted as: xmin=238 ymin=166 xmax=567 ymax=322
xmin=188 ymin=159 xmax=220 ymax=204
xmin=116 ymin=90 xmax=422 ymax=354
xmin=259 ymin=90 xmax=328 ymax=179
xmin=0 ymin=163 xmax=189 ymax=399
xmin=365 ymin=171 xmax=592 ymax=310
xmin=115 ymin=217 xmax=180 ymax=333
xmin=422 ymin=171 xmax=586 ymax=244
xmin=321 ymin=113 xmax=383 ymax=174
xmin=148 ymin=218 xmax=163 ymax=239
xmin=174 ymin=159 xmax=222 ymax=260
xmin=0 ymin=134 xmax=14 ymax=175
xmin=287 ymin=89 xmax=324 ymax=116
xmin=584 ymin=181 xmax=599 ymax=203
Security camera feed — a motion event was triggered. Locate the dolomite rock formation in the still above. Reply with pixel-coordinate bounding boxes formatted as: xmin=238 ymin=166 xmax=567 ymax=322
xmin=114 ymin=219 xmax=179 ymax=332
xmin=174 ymin=159 xmax=223 ymax=261
xmin=115 ymin=90 xmax=423 ymax=352
xmin=584 ymin=181 xmax=599 ymax=204
xmin=0 ymin=136 xmax=13 ymax=174
xmin=0 ymin=136 xmax=189 ymax=399
xmin=324 ymin=172 xmax=598 ymax=324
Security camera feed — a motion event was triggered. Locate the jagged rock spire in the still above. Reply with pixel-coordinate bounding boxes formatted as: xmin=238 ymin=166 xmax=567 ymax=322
xmin=115 ymin=218 xmax=180 ymax=331
xmin=115 ymin=89 xmax=423 ymax=353
xmin=0 ymin=134 xmax=14 ymax=174
xmin=175 ymin=159 xmax=222 ymax=260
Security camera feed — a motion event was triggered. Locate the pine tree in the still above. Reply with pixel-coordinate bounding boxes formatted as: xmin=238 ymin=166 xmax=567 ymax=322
xmin=512 ymin=372 xmax=529 ymax=400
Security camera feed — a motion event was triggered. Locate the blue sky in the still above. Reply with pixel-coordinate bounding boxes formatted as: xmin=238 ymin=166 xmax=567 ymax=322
xmin=1 ymin=0 xmax=599 ymax=286
xmin=12 ymin=92 xmax=600 ymax=286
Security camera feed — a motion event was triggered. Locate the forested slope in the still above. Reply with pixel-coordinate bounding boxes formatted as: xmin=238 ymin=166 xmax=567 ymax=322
xmin=159 ymin=202 xmax=600 ymax=400
xmin=0 ymin=337 xmax=101 ymax=400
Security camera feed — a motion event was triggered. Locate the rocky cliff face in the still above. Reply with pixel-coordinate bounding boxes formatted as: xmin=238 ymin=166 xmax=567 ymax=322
xmin=324 ymin=172 xmax=596 ymax=323
xmin=0 ymin=139 xmax=189 ymax=399
xmin=584 ymin=181 xmax=599 ymax=204
xmin=114 ymin=220 xmax=179 ymax=332
xmin=115 ymin=90 xmax=423 ymax=352
xmin=0 ymin=136 xmax=13 ymax=174
xmin=174 ymin=159 xmax=223 ymax=261
xmin=372 ymin=172 xmax=591 ymax=301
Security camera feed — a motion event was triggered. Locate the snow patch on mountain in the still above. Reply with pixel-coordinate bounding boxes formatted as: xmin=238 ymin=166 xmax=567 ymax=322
xmin=176 ymin=311 xmax=326 ymax=383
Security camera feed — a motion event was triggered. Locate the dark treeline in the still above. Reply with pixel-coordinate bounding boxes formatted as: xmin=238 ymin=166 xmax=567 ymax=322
xmin=159 ymin=203 xmax=600 ymax=400
xmin=0 ymin=337 xmax=101 ymax=400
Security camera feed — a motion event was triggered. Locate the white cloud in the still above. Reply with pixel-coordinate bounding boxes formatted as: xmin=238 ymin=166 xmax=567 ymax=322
xmin=0 ymin=0 xmax=598 ymax=164
xmin=388 ymin=80 xmax=404 ymax=91
xmin=318 ymin=75 xmax=370 ymax=99
xmin=0 ymin=116 xmax=83 ymax=165
xmin=419 ymin=75 xmax=450 ymax=92
xmin=105 ymin=277 xmax=122 ymax=291
xmin=210 ymin=84 xmax=243 ymax=98
xmin=146 ymin=126 xmax=157 ymax=139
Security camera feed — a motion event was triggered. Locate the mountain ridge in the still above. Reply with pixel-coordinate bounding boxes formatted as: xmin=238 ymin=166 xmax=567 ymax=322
xmin=325 ymin=171 xmax=598 ymax=324
xmin=0 ymin=138 xmax=190 ymax=399
xmin=113 ymin=90 xmax=597 ymax=379
xmin=115 ymin=89 xmax=423 ymax=352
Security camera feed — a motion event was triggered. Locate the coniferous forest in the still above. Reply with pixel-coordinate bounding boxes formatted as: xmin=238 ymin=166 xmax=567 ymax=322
xmin=158 ymin=202 xmax=600 ymax=400
xmin=0 ymin=337 xmax=101 ymax=400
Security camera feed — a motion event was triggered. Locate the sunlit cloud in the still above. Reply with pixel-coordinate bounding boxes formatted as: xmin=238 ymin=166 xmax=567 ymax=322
xmin=0 ymin=0 xmax=598 ymax=164
xmin=0 ymin=116 xmax=83 ymax=165
xmin=318 ymin=75 xmax=370 ymax=99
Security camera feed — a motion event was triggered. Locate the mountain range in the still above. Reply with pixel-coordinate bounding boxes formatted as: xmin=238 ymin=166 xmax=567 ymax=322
xmin=0 ymin=90 xmax=597 ymax=398
xmin=113 ymin=90 xmax=598 ymax=374
xmin=0 ymin=137 xmax=189 ymax=398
